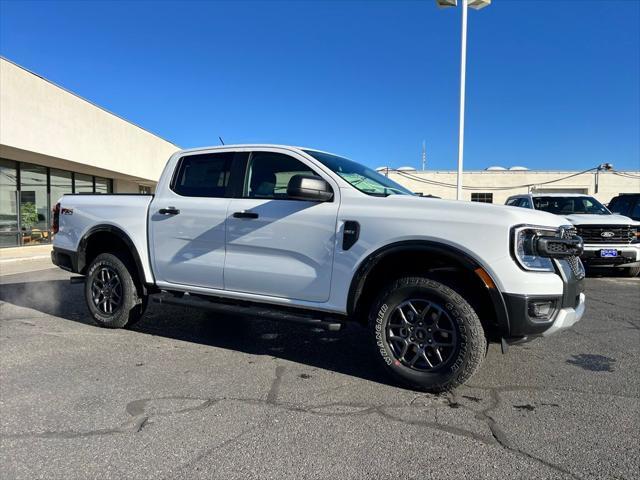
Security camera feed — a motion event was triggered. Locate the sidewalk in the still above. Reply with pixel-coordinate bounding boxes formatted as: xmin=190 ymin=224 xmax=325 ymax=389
xmin=0 ymin=244 xmax=53 ymax=263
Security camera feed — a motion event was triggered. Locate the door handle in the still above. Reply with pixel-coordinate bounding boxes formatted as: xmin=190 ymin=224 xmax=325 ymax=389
xmin=159 ymin=207 xmax=180 ymax=215
xmin=233 ymin=211 xmax=259 ymax=219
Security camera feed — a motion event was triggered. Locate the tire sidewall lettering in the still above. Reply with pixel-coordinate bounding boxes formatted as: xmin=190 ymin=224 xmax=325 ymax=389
xmin=375 ymin=303 xmax=393 ymax=365
xmin=445 ymin=302 xmax=467 ymax=373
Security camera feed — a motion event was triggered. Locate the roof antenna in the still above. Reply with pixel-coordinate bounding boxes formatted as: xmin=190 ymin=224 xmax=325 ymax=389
xmin=218 ymin=136 xmax=225 ymax=145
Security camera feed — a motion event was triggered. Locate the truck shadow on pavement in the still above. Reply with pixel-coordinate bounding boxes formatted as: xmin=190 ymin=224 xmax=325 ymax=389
xmin=0 ymin=278 xmax=395 ymax=387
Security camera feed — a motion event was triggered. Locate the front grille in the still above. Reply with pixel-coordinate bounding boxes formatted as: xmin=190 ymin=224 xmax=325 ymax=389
xmin=575 ymin=225 xmax=635 ymax=244
xmin=560 ymin=226 xmax=577 ymax=239
xmin=566 ymin=255 xmax=585 ymax=280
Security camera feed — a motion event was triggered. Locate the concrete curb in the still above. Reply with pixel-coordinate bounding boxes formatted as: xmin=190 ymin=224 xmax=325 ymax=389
xmin=0 ymin=255 xmax=52 ymax=264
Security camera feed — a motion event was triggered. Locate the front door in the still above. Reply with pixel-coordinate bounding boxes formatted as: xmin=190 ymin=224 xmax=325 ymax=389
xmin=150 ymin=151 xmax=239 ymax=289
xmin=224 ymin=150 xmax=339 ymax=302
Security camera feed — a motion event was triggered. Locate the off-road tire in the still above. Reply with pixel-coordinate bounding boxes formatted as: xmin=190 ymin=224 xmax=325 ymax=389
xmin=621 ymin=266 xmax=640 ymax=277
xmin=369 ymin=276 xmax=487 ymax=392
xmin=85 ymin=253 xmax=147 ymax=329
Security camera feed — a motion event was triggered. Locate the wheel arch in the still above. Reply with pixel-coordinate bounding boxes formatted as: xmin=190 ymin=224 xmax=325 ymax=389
xmin=346 ymin=240 xmax=510 ymax=340
xmin=77 ymin=225 xmax=151 ymax=295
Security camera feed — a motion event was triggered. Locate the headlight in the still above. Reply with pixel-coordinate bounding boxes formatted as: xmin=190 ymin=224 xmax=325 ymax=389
xmin=512 ymin=226 xmax=556 ymax=272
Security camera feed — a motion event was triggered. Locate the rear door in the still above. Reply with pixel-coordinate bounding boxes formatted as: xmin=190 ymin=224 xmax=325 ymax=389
xmin=150 ymin=151 xmax=244 ymax=289
xmin=224 ymin=150 xmax=339 ymax=302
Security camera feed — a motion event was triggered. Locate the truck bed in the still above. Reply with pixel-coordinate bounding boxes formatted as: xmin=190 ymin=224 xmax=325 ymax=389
xmin=53 ymin=194 xmax=155 ymax=282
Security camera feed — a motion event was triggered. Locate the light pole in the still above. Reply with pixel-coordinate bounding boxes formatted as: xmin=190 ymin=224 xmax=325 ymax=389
xmin=436 ymin=0 xmax=491 ymax=200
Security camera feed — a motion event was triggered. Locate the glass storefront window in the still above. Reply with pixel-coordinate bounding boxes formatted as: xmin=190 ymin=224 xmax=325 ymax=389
xmin=75 ymin=173 xmax=93 ymax=193
xmin=20 ymin=164 xmax=49 ymax=245
xmin=0 ymin=159 xmax=19 ymax=247
xmin=0 ymin=160 xmax=115 ymax=248
xmin=95 ymin=176 xmax=111 ymax=194
xmin=50 ymin=169 xmax=73 ymax=204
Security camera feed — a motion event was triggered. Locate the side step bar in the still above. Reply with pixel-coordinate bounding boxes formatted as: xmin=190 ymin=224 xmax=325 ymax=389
xmin=152 ymin=293 xmax=344 ymax=332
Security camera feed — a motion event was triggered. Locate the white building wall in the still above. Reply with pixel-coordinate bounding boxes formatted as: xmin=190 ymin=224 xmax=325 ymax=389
xmin=0 ymin=58 xmax=178 ymax=190
xmin=388 ymin=170 xmax=640 ymax=204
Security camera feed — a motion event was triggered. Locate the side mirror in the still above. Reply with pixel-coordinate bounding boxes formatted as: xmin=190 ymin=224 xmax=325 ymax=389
xmin=287 ymin=174 xmax=334 ymax=202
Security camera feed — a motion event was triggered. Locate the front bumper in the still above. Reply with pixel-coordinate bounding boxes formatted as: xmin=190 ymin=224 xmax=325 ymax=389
xmin=541 ymin=293 xmax=586 ymax=337
xmin=502 ymin=258 xmax=585 ymax=341
xmin=581 ymin=243 xmax=640 ymax=268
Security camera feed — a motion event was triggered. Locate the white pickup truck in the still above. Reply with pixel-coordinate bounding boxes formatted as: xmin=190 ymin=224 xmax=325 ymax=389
xmin=52 ymin=145 xmax=586 ymax=391
xmin=506 ymin=193 xmax=640 ymax=276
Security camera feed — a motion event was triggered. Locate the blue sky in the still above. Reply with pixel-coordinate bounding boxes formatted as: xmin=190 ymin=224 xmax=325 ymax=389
xmin=1 ymin=0 xmax=639 ymax=171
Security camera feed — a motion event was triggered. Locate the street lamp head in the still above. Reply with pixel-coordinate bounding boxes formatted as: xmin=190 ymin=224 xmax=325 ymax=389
xmin=436 ymin=0 xmax=457 ymax=8
xmin=598 ymin=162 xmax=613 ymax=171
xmin=435 ymin=0 xmax=491 ymax=9
xmin=468 ymin=0 xmax=491 ymax=10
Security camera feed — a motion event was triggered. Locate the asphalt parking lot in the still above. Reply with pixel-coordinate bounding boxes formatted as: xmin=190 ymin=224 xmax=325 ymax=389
xmin=1 ymin=261 xmax=638 ymax=480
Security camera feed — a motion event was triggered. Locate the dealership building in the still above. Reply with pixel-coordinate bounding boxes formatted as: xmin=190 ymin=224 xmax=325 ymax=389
xmin=0 ymin=58 xmax=178 ymax=248
xmin=1 ymin=57 xmax=638 ymax=248
xmin=386 ymin=169 xmax=639 ymax=205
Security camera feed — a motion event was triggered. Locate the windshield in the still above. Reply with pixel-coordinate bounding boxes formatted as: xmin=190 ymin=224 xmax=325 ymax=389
xmin=533 ymin=196 xmax=611 ymax=215
xmin=303 ymin=150 xmax=414 ymax=197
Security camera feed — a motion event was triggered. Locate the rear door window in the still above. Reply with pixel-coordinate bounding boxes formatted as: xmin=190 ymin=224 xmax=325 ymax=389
xmin=172 ymin=152 xmax=234 ymax=197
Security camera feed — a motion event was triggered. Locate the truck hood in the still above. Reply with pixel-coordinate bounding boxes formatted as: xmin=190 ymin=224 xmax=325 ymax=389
xmin=562 ymin=214 xmax=640 ymax=226
xmin=385 ymin=195 xmax=567 ymax=229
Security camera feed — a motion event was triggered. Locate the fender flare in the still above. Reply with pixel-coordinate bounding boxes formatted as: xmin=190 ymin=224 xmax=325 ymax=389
xmin=346 ymin=240 xmax=510 ymax=335
xmin=77 ymin=225 xmax=149 ymax=293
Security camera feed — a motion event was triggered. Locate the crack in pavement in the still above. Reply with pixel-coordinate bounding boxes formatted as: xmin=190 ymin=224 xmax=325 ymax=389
xmin=466 ymin=383 xmax=639 ymax=401
xmin=162 ymin=421 xmax=269 ymax=479
xmin=266 ymin=365 xmax=285 ymax=404
xmin=125 ymin=396 xmax=220 ymax=418
xmin=1 ymin=414 xmax=149 ymax=440
xmin=1 ymin=396 xmax=218 ymax=440
xmin=470 ymin=386 xmax=583 ymax=480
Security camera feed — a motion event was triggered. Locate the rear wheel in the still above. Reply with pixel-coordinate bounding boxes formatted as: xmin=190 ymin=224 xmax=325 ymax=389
xmin=620 ymin=266 xmax=640 ymax=277
xmin=369 ymin=276 xmax=487 ymax=392
xmin=85 ymin=253 xmax=147 ymax=328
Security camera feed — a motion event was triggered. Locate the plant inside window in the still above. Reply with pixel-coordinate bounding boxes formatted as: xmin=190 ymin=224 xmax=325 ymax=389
xmin=20 ymin=202 xmax=38 ymax=231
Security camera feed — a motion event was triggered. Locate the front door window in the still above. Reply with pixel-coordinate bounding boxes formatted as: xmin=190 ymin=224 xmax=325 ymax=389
xmin=244 ymin=151 xmax=319 ymax=199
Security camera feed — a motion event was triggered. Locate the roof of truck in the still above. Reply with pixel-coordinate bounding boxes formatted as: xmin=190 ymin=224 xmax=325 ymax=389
xmin=509 ymin=193 xmax=595 ymax=198
xmin=530 ymin=193 xmax=594 ymax=197
xmin=176 ymin=144 xmax=331 ymax=155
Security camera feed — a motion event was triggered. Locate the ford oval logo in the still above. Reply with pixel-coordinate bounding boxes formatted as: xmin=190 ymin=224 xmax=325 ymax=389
xmin=601 ymin=231 xmax=615 ymax=238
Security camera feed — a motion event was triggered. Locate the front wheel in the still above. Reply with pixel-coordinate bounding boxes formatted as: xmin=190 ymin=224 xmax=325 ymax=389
xmin=619 ymin=266 xmax=640 ymax=277
xmin=369 ymin=277 xmax=487 ymax=392
xmin=85 ymin=253 xmax=147 ymax=328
